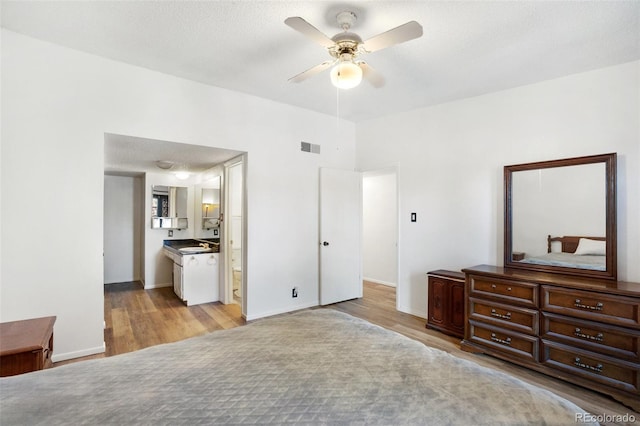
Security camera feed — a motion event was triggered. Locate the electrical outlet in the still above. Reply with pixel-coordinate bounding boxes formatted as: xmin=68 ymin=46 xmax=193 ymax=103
xmin=168 ymin=230 xmax=173 ymax=237
xmin=292 ymin=287 xmax=298 ymax=298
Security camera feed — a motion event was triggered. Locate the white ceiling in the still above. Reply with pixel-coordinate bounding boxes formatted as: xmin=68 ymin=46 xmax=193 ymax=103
xmin=3 ymin=1 xmax=639 ymax=176
xmin=3 ymin=1 xmax=639 ymax=125
xmin=103 ymin=133 xmax=244 ymax=176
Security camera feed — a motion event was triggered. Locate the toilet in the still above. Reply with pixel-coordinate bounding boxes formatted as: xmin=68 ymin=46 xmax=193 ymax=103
xmin=233 ymin=266 xmax=242 ymax=296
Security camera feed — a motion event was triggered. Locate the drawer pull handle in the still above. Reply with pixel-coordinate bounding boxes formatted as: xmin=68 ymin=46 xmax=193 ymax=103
xmin=490 ymin=309 xmax=512 ymax=320
xmin=489 ymin=284 xmax=512 ymax=292
xmin=574 ymin=299 xmax=604 ymax=311
xmin=574 ymin=357 xmax=603 ymax=373
xmin=574 ymin=328 xmax=604 ymax=342
xmin=490 ymin=333 xmax=511 ymax=346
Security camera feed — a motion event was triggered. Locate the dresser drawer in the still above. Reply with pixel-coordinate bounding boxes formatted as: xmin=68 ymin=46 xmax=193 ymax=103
xmin=542 ymin=341 xmax=640 ymax=394
xmin=469 ymin=298 xmax=539 ymax=335
xmin=542 ymin=313 xmax=640 ymax=361
xmin=468 ymin=276 xmax=538 ymax=307
xmin=541 ymin=286 xmax=640 ymax=329
xmin=468 ymin=320 xmax=539 ymax=362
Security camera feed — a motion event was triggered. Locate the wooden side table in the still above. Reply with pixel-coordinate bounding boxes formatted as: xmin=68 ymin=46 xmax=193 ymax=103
xmin=427 ymin=270 xmax=465 ymax=338
xmin=0 ymin=316 xmax=56 ymax=377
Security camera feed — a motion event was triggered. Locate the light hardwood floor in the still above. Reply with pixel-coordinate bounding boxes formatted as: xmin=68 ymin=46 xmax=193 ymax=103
xmin=57 ymin=280 xmax=639 ymax=425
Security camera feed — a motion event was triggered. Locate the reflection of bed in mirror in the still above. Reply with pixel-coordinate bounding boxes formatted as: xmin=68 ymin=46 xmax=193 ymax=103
xmin=515 ymin=235 xmax=606 ymax=271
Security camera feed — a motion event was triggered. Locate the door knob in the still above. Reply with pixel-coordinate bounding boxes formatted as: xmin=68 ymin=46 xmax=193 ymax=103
xmin=322 ymin=241 xmax=330 ymax=246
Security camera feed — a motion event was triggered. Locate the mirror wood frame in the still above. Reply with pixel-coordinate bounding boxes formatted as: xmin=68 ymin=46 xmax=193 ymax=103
xmin=504 ymin=153 xmax=617 ymax=280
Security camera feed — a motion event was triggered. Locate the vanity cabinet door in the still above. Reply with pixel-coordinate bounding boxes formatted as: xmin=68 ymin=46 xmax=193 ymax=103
xmin=182 ymin=253 xmax=219 ymax=306
xmin=173 ymin=262 xmax=183 ymax=300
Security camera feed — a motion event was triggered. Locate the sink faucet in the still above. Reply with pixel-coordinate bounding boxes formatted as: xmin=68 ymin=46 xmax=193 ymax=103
xmin=199 ymin=242 xmax=210 ymax=249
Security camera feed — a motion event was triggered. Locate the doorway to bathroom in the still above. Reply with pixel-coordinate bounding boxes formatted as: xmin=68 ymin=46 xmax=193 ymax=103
xmin=103 ymin=134 xmax=247 ymax=347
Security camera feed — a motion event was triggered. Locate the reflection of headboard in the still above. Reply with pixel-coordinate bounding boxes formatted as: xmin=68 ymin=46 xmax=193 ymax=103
xmin=547 ymin=235 xmax=606 ymax=253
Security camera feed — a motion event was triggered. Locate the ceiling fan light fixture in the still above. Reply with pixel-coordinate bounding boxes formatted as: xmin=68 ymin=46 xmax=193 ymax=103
xmin=330 ymin=61 xmax=362 ymax=89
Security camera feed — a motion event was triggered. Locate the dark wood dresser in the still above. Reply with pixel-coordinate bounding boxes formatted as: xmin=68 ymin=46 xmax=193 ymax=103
xmin=427 ymin=270 xmax=465 ymax=338
xmin=461 ymin=265 xmax=640 ymax=410
xmin=0 ymin=316 xmax=56 ymax=377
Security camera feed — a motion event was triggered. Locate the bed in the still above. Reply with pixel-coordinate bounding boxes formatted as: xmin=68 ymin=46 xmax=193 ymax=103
xmin=516 ymin=235 xmax=606 ymax=271
xmin=0 ymin=309 xmax=596 ymax=425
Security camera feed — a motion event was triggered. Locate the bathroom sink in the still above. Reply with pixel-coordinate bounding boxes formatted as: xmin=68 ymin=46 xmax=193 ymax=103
xmin=179 ymin=247 xmax=212 ymax=253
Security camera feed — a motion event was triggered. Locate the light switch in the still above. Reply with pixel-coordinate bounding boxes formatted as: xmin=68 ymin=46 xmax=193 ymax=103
xmin=411 ymin=212 xmax=417 ymax=222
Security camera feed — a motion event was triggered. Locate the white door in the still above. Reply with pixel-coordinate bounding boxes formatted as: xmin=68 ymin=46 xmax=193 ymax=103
xmin=320 ymin=168 xmax=362 ymax=305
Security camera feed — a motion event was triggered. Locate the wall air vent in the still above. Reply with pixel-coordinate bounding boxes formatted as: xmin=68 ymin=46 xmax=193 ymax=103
xmin=301 ymin=141 xmax=320 ymax=154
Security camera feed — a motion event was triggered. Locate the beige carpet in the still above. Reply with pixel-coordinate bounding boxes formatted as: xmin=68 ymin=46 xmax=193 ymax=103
xmin=0 ymin=309 xmax=596 ymax=425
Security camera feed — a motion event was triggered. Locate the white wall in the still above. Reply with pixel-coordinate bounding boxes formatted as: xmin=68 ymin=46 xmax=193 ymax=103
xmin=1 ymin=30 xmax=355 ymax=360
xmin=362 ymin=171 xmax=397 ymax=286
xmin=356 ymin=61 xmax=640 ymax=318
xmin=103 ymin=174 xmax=143 ymax=284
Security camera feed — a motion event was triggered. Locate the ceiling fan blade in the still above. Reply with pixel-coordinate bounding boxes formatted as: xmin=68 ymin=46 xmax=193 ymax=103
xmin=285 ymin=17 xmax=335 ymax=48
xmin=359 ymin=62 xmax=385 ymax=88
xmin=362 ymin=21 xmax=423 ymax=53
xmin=288 ymin=60 xmax=335 ymax=83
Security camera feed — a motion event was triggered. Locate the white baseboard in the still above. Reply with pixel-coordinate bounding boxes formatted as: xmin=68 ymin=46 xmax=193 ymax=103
xmin=397 ymin=303 xmax=427 ymax=320
xmin=144 ymin=282 xmax=172 ymax=289
xmin=52 ymin=343 xmax=106 ymax=362
xmin=362 ymin=277 xmax=396 ymax=287
xmin=245 ymin=301 xmax=319 ymax=322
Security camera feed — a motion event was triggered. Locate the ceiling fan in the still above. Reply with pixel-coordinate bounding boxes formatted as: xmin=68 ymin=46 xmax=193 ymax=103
xmin=285 ymin=11 xmax=423 ymax=89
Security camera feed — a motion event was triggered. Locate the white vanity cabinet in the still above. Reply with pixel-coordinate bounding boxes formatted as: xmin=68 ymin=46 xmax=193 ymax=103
xmin=180 ymin=253 xmax=219 ymax=305
xmin=164 ymin=247 xmax=219 ymax=306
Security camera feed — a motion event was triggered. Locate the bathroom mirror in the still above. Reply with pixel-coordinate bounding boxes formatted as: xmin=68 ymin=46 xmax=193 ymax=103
xmin=504 ymin=153 xmax=616 ymax=280
xmin=151 ymin=185 xmax=189 ymax=229
xmin=201 ymin=178 xmax=221 ymax=230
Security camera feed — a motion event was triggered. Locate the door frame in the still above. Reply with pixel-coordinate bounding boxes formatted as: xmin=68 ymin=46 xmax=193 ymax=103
xmin=222 ymin=154 xmax=247 ymax=317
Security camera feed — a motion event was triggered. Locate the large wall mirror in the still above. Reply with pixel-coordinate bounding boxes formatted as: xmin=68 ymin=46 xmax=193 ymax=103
xmin=201 ymin=177 xmax=221 ymax=230
xmin=504 ymin=153 xmax=616 ymax=280
xmin=151 ymin=185 xmax=189 ymax=229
